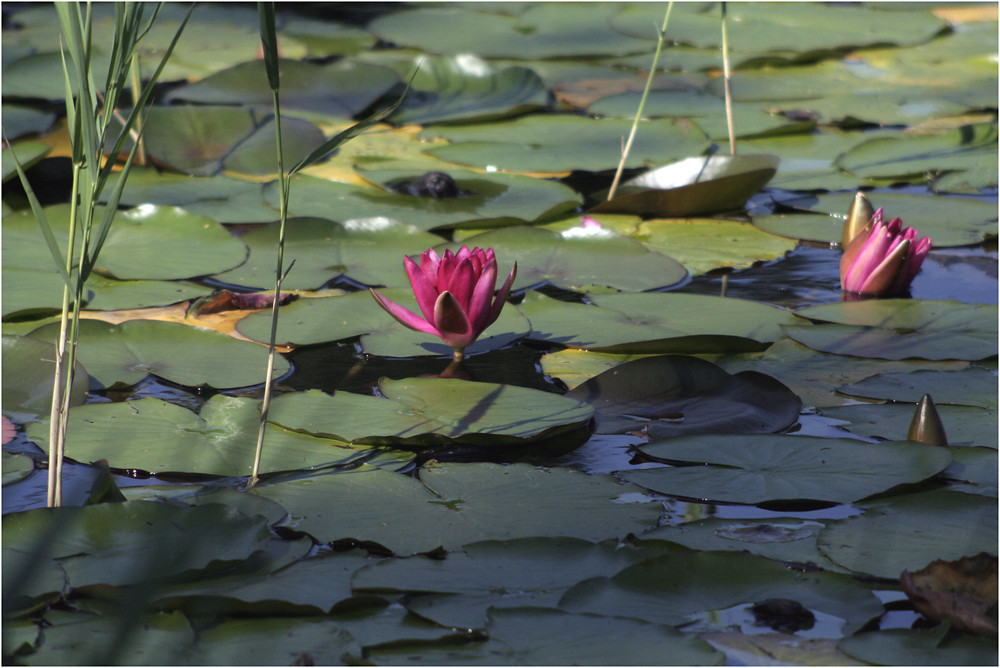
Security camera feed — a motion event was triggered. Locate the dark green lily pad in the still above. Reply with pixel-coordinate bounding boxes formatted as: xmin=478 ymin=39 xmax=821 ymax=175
xmin=210 ymin=216 xmax=442 ymax=291
xmin=2 ymin=140 xmax=50 ymax=183
xmin=4 ymin=203 xmax=247 ymax=281
xmin=352 ymin=537 xmax=669 ymax=630
xmin=27 ymin=319 xmax=290 ymax=389
xmin=559 ymin=549 xmax=883 ymax=635
xmin=820 ymin=403 xmax=996 ymax=449
xmin=2 ymin=451 xmax=35 ymax=486
xmin=389 ymin=54 xmax=546 ymax=125
xmin=268 ymin=378 xmax=592 ymax=448
xmin=620 ymin=435 xmax=951 ymax=505
xmin=788 ymin=300 xmax=997 ymax=361
xmin=753 ymin=192 xmax=998 ymax=247
xmin=836 ymin=367 xmax=998 ymax=410
xmin=942 ymin=447 xmax=998 ymax=497
xmin=642 ymin=518 xmax=842 ymax=572
xmin=1 ymin=105 xmax=56 ymax=142
xmin=591 ymin=154 xmax=779 ymax=218
xmin=565 ymin=355 xmax=801 ymax=437
xmin=24 ymin=395 xmax=410 ymax=477
xmin=453 ymin=225 xmax=686 ymax=292
xmin=2 ymin=335 xmax=89 ymax=415
xmin=270 ymin=172 xmax=581 ymax=232
xmin=253 ymin=463 xmax=662 ymax=555
xmin=520 ymin=290 xmax=797 ymax=353
xmin=839 ymin=624 xmax=998 ymax=667
xmin=423 ymin=114 xmax=709 ymax=174
xmin=78 ymin=276 xmax=212 ymax=312
xmin=367 ymin=606 xmax=723 ymax=666
xmin=165 ymin=58 xmax=400 ymax=119
xmin=817 ymin=488 xmax=997 ymax=579
xmin=236 ymin=290 xmax=530 ymax=358
xmin=179 ymin=616 xmax=360 ymax=666
xmin=368 ymin=4 xmax=654 ymax=60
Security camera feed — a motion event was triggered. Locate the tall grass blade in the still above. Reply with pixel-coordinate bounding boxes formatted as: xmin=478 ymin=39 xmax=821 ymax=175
xmin=721 ymin=2 xmax=736 ymax=155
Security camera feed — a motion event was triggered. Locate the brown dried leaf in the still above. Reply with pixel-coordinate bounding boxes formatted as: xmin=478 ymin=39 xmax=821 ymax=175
xmin=901 ymin=553 xmax=999 ymax=636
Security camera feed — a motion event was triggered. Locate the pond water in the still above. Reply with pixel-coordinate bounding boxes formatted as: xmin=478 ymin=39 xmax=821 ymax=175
xmin=3 ymin=2 xmax=998 ymax=665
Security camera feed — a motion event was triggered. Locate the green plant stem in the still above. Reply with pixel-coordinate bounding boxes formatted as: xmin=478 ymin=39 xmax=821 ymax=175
xmin=721 ymin=2 xmax=736 ymax=155
xmin=248 ymin=92 xmax=290 ymax=489
xmin=607 ymin=2 xmax=674 ymax=201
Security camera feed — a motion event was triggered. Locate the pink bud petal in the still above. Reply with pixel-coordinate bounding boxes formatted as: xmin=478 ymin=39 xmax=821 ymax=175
xmin=405 ymin=255 xmax=440 ymax=323
xmin=370 ymin=289 xmax=441 ymax=336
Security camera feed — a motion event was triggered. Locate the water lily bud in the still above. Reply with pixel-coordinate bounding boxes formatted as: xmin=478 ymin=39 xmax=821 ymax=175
xmin=371 ymin=246 xmax=517 ymax=361
xmin=840 ymin=208 xmax=931 ymax=297
xmin=842 ymin=192 xmax=875 ymax=247
xmin=907 ymin=394 xmax=948 ymax=447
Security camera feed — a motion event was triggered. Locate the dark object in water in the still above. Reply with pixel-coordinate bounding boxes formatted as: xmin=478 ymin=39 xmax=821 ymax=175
xmin=751 ymin=598 xmax=816 ymax=632
xmin=393 ymin=171 xmax=464 ymax=199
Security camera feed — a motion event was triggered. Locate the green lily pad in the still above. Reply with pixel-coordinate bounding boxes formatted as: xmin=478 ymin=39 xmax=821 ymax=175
xmin=753 ymin=192 xmax=998 ymax=247
xmin=817 ymin=488 xmax=997 ymax=579
xmin=165 ymin=58 xmax=400 ymax=119
xmin=821 ymin=403 xmax=996 ymax=449
xmin=943 ymin=447 xmax=998 ymax=496
xmin=179 ymin=616 xmax=359 ymax=666
xmin=268 ymin=378 xmax=592 ymax=448
xmin=4 ymin=203 xmax=247 ymax=281
xmin=787 ymin=300 xmax=997 ymax=361
xmin=559 ymin=549 xmax=883 ymax=635
xmin=453 ymin=225 xmax=686 ymax=292
xmin=368 ymin=4 xmax=654 ymax=60
xmin=367 ymin=606 xmax=723 ymax=666
xmin=837 ymin=122 xmax=998 ymax=186
xmin=564 ymin=355 xmax=801 ymax=437
xmin=27 ymin=319 xmax=290 ymax=389
xmin=17 ymin=609 xmax=195 ymax=666
xmin=236 ymin=290 xmax=530 ymax=358
xmin=253 ymin=462 xmax=662 ymax=555
xmin=836 ymin=367 xmax=998 ymax=410
xmin=210 ymin=216 xmax=443 ymax=291
xmin=352 ymin=537 xmax=669 ymax=630
xmin=389 ymin=54 xmax=546 ymax=125
xmin=839 ymin=624 xmax=998 ymax=667
xmin=740 ymin=131 xmax=891 ymax=192
xmin=1 ymin=105 xmax=56 ymax=142
xmin=3 ymin=501 xmax=271 ymax=592
xmin=271 ymin=172 xmax=581 ymax=232
xmin=620 ymin=217 xmax=797 ymax=277
xmin=2 ymin=335 xmax=88 ymax=415
xmin=620 ymin=435 xmax=951 ymax=505
xmin=24 ymin=395 xmax=411 ymax=477
xmin=2 ymin=451 xmax=35 ymax=486
xmin=78 ymin=275 xmax=212 ymax=311
xmin=520 ymin=290 xmax=796 ymax=353
xmin=423 ymin=115 xmax=709 ymax=174
xmin=642 ymin=518 xmax=841 ymax=572
xmin=2 ymin=140 xmax=50 ymax=183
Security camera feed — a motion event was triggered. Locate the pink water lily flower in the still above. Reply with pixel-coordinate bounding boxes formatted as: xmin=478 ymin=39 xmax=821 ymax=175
xmin=371 ymin=246 xmax=517 ymax=360
xmin=840 ymin=208 xmax=931 ymax=296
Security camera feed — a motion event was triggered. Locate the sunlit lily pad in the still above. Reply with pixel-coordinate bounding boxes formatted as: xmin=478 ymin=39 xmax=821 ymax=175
xmin=4 ymin=203 xmax=247 ymax=281
xmin=268 ymin=378 xmax=592 ymax=448
xmin=559 ymin=549 xmax=883 ymax=635
xmin=520 ymin=290 xmax=796 ymax=353
xmin=2 ymin=140 xmax=50 ymax=183
xmin=165 ymin=58 xmax=400 ymax=119
xmin=2 ymin=335 xmax=88 ymax=415
xmin=211 ymin=216 xmax=443 ymax=291
xmin=423 ymin=115 xmax=709 ymax=174
xmin=787 ymin=300 xmax=997 ymax=361
xmin=24 ymin=395 xmax=410 ymax=477
xmin=368 ymin=4 xmax=654 ymax=60
xmin=565 ymin=355 xmax=800 ymax=437
xmin=620 ymin=435 xmax=951 ymax=505
xmin=27 ymin=319 xmax=290 ymax=389
xmin=591 ymin=154 xmax=779 ymax=218
xmin=753 ymin=192 xmax=998 ymax=247
xmin=253 ymin=462 xmax=662 ymax=555
xmin=270 ymin=172 xmax=581 ymax=231
xmin=453 ymin=226 xmax=686 ymax=292
xmin=236 ymin=290 xmax=530 ymax=358
xmin=817 ymin=488 xmax=997 ymax=579
xmin=389 ymin=54 xmax=546 ymax=125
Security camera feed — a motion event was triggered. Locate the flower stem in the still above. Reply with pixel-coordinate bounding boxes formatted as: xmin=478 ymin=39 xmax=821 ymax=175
xmin=452 ymin=348 xmax=466 ymax=363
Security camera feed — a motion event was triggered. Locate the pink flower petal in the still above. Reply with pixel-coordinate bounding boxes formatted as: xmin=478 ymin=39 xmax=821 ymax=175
xmin=370 ymin=289 xmax=441 ymax=336
xmin=448 ymin=258 xmax=476 ymax=311
xmin=434 ymin=291 xmax=474 ymax=349
xmin=405 ymin=255 xmax=440 ymax=322
xmin=486 ymin=262 xmax=517 ymax=327
xmin=468 ymin=259 xmax=499 ymax=331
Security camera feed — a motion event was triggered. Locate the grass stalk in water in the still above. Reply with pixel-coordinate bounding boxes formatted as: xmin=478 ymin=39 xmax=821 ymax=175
xmin=7 ymin=2 xmax=190 ymax=506
xmin=248 ymin=3 xmax=417 ymax=488
xmin=607 ymin=2 xmax=674 ymax=201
